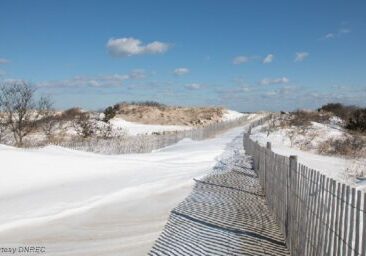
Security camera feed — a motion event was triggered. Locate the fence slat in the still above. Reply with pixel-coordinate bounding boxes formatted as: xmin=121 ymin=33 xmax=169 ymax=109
xmin=347 ymin=188 xmax=356 ymax=256
xmin=355 ymin=190 xmax=361 ymax=256
xmin=322 ymin=178 xmax=331 ymax=255
xmin=361 ymin=193 xmax=366 ymax=256
xmin=330 ymin=181 xmax=338 ymax=256
xmin=338 ymin=184 xmax=346 ymax=255
xmin=307 ymin=169 xmax=317 ymax=255
xmin=343 ymin=186 xmax=351 ymax=255
xmin=317 ymin=175 xmax=326 ymax=255
xmin=311 ymin=172 xmax=321 ymax=256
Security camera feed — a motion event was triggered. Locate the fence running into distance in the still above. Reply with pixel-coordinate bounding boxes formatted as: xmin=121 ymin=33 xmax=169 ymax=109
xmin=243 ymin=119 xmax=366 ymax=256
xmin=55 ymin=115 xmax=253 ymax=154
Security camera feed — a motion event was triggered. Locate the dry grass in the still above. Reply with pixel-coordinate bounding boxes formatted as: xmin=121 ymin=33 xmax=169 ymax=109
xmin=318 ymin=134 xmax=366 ymax=157
xmin=112 ymin=103 xmax=225 ymax=127
xmin=287 ymin=110 xmax=331 ymax=127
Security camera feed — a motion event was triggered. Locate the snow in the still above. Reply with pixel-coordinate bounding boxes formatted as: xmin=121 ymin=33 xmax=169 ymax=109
xmin=108 ymin=118 xmax=191 ymax=135
xmin=250 ymin=123 xmax=366 ymax=191
xmin=222 ymin=110 xmax=245 ymax=121
xmin=0 ymin=124 xmax=250 ymax=255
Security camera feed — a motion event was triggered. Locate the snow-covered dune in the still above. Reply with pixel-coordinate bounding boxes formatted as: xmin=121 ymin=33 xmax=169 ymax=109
xmin=222 ymin=109 xmax=245 ymax=121
xmin=108 ymin=109 xmax=245 ymax=135
xmin=109 ymin=117 xmax=191 ymax=135
xmin=250 ymin=123 xmax=366 ymax=190
xmin=0 ymin=125 xmax=248 ymax=255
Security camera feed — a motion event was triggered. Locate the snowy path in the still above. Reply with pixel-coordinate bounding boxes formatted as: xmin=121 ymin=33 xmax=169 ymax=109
xmin=0 ymin=124 xmax=252 ymax=255
xmin=149 ymin=134 xmax=289 ymax=255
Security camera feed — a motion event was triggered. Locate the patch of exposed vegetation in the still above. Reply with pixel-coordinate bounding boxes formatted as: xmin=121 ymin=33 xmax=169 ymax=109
xmin=318 ymin=103 xmax=366 ymax=133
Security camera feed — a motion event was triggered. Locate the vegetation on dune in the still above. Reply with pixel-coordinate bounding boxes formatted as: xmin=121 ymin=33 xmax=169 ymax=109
xmin=318 ymin=102 xmax=366 ymax=133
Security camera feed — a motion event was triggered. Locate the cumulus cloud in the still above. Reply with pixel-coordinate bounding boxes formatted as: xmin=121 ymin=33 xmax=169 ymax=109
xmin=174 ymin=67 xmax=190 ymax=76
xmin=185 ymin=83 xmax=202 ymax=90
xmin=106 ymin=37 xmax=170 ymax=57
xmin=233 ymin=56 xmax=250 ymax=65
xmin=263 ymin=54 xmax=274 ymax=64
xmin=294 ymin=52 xmax=309 ymax=62
xmin=0 ymin=58 xmax=9 ymax=64
xmin=260 ymin=77 xmax=289 ymax=86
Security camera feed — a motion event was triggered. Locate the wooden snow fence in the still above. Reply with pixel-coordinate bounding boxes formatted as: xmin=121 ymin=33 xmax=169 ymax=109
xmin=244 ymin=126 xmax=366 ymax=256
xmin=55 ymin=115 xmax=252 ymax=154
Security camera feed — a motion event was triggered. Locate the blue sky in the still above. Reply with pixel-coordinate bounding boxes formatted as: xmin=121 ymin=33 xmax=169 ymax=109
xmin=0 ymin=0 xmax=365 ymax=111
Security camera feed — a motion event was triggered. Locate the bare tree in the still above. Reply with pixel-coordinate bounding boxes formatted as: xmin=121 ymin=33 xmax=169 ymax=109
xmin=37 ymin=96 xmax=62 ymax=140
xmin=0 ymin=81 xmax=52 ymax=146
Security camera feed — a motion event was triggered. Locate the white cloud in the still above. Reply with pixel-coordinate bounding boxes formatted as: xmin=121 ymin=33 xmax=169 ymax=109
xmin=260 ymin=77 xmax=289 ymax=86
xmin=294 ymin=52 xmax=309 ymax=62
xmin=174 ymin=67 xmax=190 ymax=76
xmin=129 ymin=69 xmax=146 ymax=79
xmin=263 ymin=54 xmax=274 ymax=64
xmin=339 ymin=28 xmax=351 ymax=35
xmin=322 ymin=27 xmax=351 ymax=40
xmin=0 ymin=58 xmax=9 ymax=64
xmin=185 ymin=83 xmax=202 ymax=90
xmin=233 ymin=56 xmax=249 ymax=65
xmin=262 ymin=86 xmax=296 ymax=98
xmin=106 ymin=37 xmax=170 ymax=57
xmin=37 ymin=70 xmax=147 ymax=88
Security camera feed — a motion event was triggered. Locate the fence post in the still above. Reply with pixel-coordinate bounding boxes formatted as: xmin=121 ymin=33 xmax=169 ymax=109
xmin=266 ymin=141 xmax=271 ymax=150
xmin=286 ymin=155 xmax=297 ymax=252
xmin=264 ymin=142 xmax=271 ymax=195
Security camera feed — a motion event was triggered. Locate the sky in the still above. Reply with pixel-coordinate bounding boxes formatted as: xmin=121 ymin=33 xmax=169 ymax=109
xmin=0 ymin=0 xmax=365 ymax=111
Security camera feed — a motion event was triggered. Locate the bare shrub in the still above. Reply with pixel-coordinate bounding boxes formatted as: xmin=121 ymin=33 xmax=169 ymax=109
xmin=61 ymin=108 xmax=84 ymax=120
xmin=130 ymin=101 xmax=167 ymax=108
xmin=287 ymin=129 xmax=297 ymax=147
xmin=260 ymin=114 xmax=279 ymax=137
xmin=346 ymin=159 xmax=366 ymax=179
xmin=0 ymin=81 xmax=53 ymax=146
xmin=0 ymin=115 xmax=7 ymax=143
xmin=319 ymin=103 xmax=366 ymax=133
xmin=72 ymin=113 xmax=96 ymax=138
xmin=318 ymin=103 xmax=357 ymax=121
xmin=318 ymin=135 xmax=365 ymax=157
xmin=38 ymin=114 xmax=67 ymax=141
xmin=289 ymin=110 xmax=331 ymax=127
xmin=114 ymin=101 xmax=167 ymax=112
xmin=346 ymin=108 xmax=366 ymax=133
